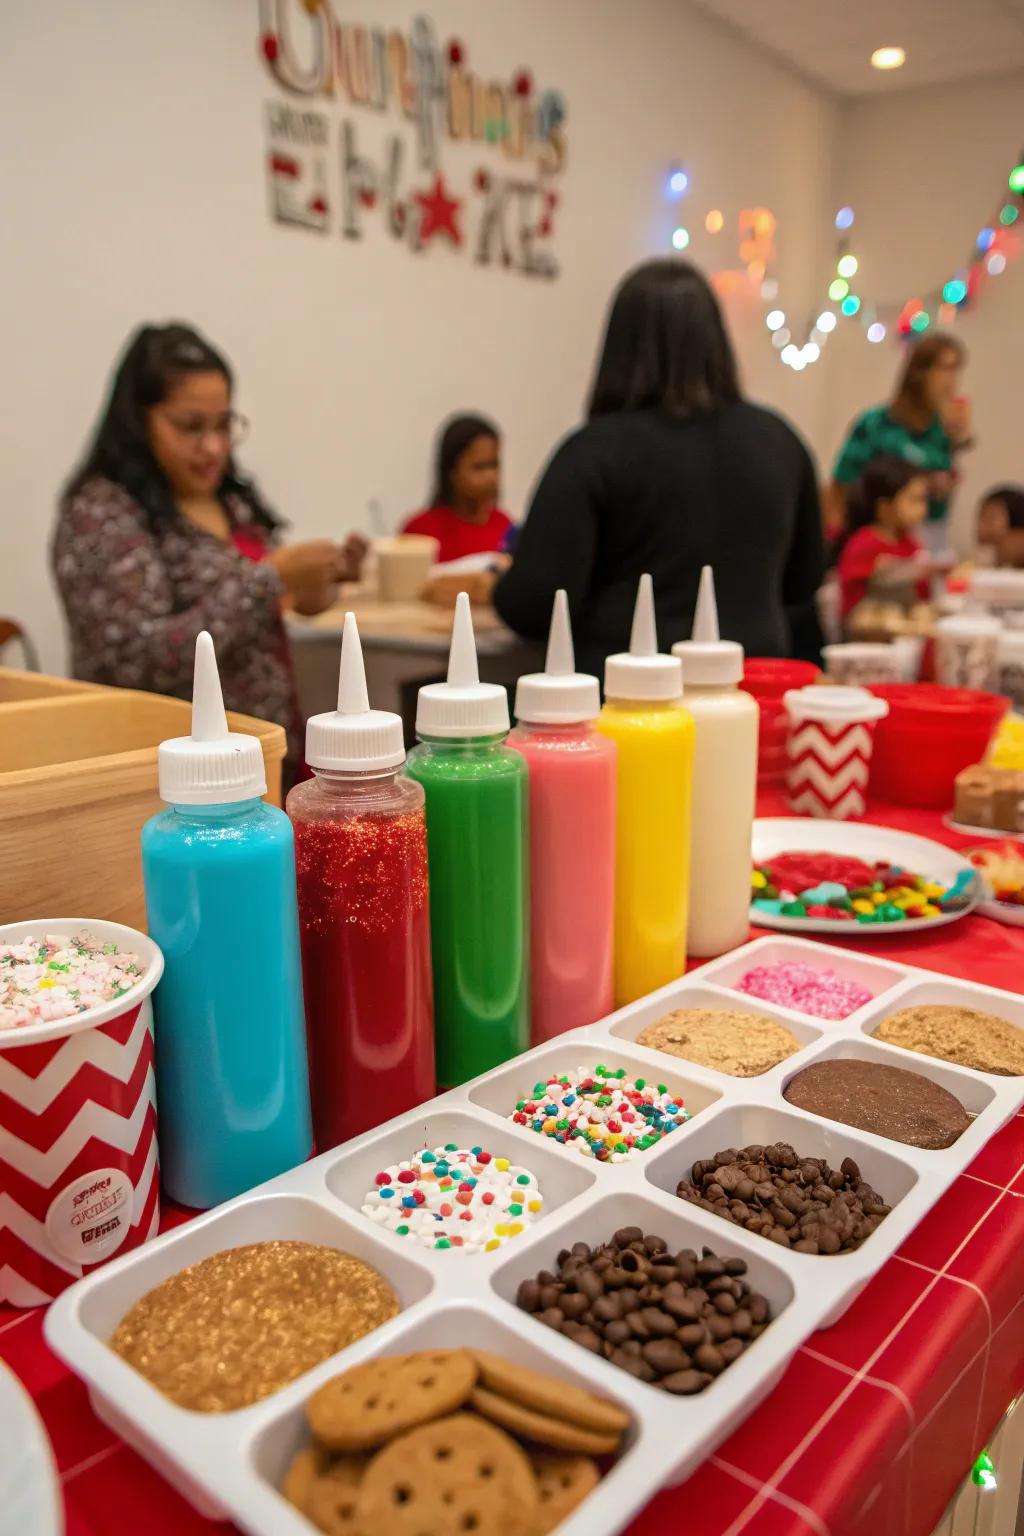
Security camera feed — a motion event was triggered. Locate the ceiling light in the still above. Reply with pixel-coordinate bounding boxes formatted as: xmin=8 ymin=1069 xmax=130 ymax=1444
xmin=871 ymin=46 xmax=906 ymax=70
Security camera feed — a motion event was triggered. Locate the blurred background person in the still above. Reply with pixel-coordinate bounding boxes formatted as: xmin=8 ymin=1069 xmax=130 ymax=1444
xmin=402 ymin=413 xmax=513 ymax=562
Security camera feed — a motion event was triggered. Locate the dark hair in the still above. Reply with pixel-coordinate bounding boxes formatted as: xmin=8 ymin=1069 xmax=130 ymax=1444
xmin=429 ymin=413 xmax=499 ymax=507
xmin=587 ymin=258 xmax=741 ymax=420
xmin=846 ymin=454 xmax=930 ymax=539
xmin=890 ymin=331 xmax=965 ymax=433
xmin=63 ymin=323 xmax=281 ymax=532
xmin=982 ymin=483 xmax=1024 ymax=532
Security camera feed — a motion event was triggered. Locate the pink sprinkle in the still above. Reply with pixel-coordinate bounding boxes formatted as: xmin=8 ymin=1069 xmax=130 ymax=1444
xmin=735 ymin=961 xmax=872 ymax=1021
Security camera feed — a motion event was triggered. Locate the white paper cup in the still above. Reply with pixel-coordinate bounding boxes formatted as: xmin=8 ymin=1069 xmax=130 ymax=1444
xmin=935 ymin=615 xmax=1001 ymax=691
xmin=0 ymin=919 xmax=163 ymax=1307
xmin=375 ymin=535 xmax=440 ymax=602
xmin=823 ymin=643 xmax=903 ymax=686
xmin=783 ymin=686 xmax=889 ymax=820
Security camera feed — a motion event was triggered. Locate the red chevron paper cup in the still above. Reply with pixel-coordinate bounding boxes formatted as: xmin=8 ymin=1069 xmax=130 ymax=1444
xmin=0 ymin=919 xmax=163 ymax=1307
xmin=784 ymin=686 xmax=889 ymax=820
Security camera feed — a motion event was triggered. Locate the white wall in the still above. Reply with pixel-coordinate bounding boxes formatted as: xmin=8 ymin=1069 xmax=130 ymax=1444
xmin=824 ymin=71 xmax=1024 ymax=550
xmin=0 ymin=0 xmax=839 ymax=673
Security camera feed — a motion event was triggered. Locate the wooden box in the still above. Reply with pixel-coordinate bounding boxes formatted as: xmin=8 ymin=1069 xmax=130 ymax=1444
xmin=0 ymin=686 xmax=286 ymax=930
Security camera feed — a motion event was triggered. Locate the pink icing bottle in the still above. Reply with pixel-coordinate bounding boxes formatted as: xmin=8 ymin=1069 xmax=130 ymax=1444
xmin=509 ymin=591 xmax=616 ymax=1043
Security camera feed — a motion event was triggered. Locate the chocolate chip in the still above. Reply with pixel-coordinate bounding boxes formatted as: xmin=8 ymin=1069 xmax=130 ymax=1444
xmin=604 ymin=1319 xmax=631 ymax=1345
xmin=730 ymin=1308 xmax=752 ymax=1337
xmin=516 ymin=1279 xmax=541 ymax=1312
xmin=640 ymin=1307 xmax=677 ymax=1337
xmin=676 ymin=1322 xmax=707 ymax=1348
xmin=649 ymin=1263 xmax=679 ymax=1285
xmin=644 ymin=1234 xmax=669 ymax=1255
xmin=661 ymin=1369 xmax=709 ymax=1395
xmin=577 ymin=1268 xmax=604 ymax=1302
xmin=696 ymin=1255 xmax=725 ymax=1279
xmin=719 ymin=1337 xmax=745 ymax=1364
xmin=619 ymin=1250 xmax=647 ymax=1275
xmin=592 ymin=1293 xmax=621 ymax=1324
xmin=694 ymin=1343 xmax=724 ymax=1374
xmin=539 ymin=1283 xmax=562 ymax=1310
xmin=538 ymin=1307 xmax=564 ymax=1329
xmin=617 ymin=1287 xmax=641 ymax=1312
xmin=614 ymin=1226 xmax=643 ymax=1248
xmin=611 ymin=1348 xmax=657 ymax=1381
xmin=571 ymin=1241 xmax=592 ymax=1260
xmin=642 ymin=1338 xmax=691 ymax=1374
xmin=562 ymin=1322 xmax=602 ymax=1353
xmin=707 ymin=1312 xmax=734 ymax=1341
xmin=559 ymin=1292 xmax=590 ymax=1321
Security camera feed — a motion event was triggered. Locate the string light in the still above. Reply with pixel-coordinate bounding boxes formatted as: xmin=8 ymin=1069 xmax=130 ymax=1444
xmin=760 ymin=278 xmax=779 ymax=301
xmin=1008 ymin=163 xmax=1024 ymax=195
xmin=988 ymin=252 xmax=1007 ymax=275
xmin=841 ymin=294 xmax=861 ymax=316
xmin=705 ymin=209 xmax=724 ymax=233
xmin=867 ymin=322 xmax=886 ymax=343
xmin=834 ymin=207 xmax=855 ymax=230
xmin=780 ymin=344 xmax=798 ymax=365
xmin=871 ymin=46 xmax=906 ymax=70
xmin=672 ymin=226 xmax=690 ymax=250
xmin=765 ymin=309 xmax=786 ymax=330
xmin=668 ymin=168 xmax=689 ymax=196
xmin=837 ymin=254 xmax=859 ymax=278
xmin=816 ymin=311 xmax=837 ymax=333
xmin=771 ymin=328 xmax=791 ymax=348
xmin=802 ymin=342 xmax=820 ymax=363
xmin=1000 ymin=204 xmax=1019 ymax=226
xmin=942 ymin=278 xmax=967 ymax=304
xmin=910 ymin=309 xmax=930 ymax=332
xmin=828 ymin=278 xmax=849 ymax=301
xmin=747 ymin=258 xmax=766 ymax=281
xmin=977 ymin=227 xmax=995 ymax=251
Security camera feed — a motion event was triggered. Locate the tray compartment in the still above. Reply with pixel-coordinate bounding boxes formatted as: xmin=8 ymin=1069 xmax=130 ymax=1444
xmin=861 ymin=977 xmax=1024 ymax=1078
xmin=699 ymin=936 xmax=907 ymax=1020
xmin=603 ymin=981 xmax=824 ymax=1063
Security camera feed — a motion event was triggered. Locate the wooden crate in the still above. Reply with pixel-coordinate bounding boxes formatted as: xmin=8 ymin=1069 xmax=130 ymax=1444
xmin=0 ymin=688 xmax=287 ymax=930
xmin=0 ymin=666 xmax=103 ymax=704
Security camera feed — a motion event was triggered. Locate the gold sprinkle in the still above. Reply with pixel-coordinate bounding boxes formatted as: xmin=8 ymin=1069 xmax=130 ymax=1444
xmin=109 ymin=1241 xmax=399 ymax=1412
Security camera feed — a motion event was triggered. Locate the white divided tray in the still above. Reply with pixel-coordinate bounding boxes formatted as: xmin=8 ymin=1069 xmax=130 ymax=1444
xmin=45 ymin=936 xmax=1024 ymax=1536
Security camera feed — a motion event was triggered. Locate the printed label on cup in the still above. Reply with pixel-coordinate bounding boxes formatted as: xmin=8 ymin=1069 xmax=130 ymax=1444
xmin=45 ymin=1166 xmax=135 ymax=1265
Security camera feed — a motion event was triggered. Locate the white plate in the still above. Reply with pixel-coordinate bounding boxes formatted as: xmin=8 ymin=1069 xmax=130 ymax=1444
xmin=751 ymin=818 xmax=978 ymax=937
xmin=943 ymin=814 xmax=1024 ymax=841
xmin=0 ymin=1362 xmax=62 ymax=1536
xmin=979 ymin=899 xmax=1024 ymax=927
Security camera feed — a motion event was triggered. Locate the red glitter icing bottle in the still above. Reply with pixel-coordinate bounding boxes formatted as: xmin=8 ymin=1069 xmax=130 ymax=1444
xmin=287 ymin=614 xmax=434 ymax=1148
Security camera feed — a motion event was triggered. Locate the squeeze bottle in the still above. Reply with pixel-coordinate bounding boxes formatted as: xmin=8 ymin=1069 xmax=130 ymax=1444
xmin=672 ymin=566 xmax=758 ymax=956
xmin=510 ymin=590 xmax=616 ymax=1042
xmin=287 ymin=613 xmax=434 ymax=1148
xmin=141 ymin=632 xmax=311 ymax=1208
xmin=406 ymin=593 xmax=529 ymax=1086
xmin=597 ymin=575 xmax=694 ymax=1006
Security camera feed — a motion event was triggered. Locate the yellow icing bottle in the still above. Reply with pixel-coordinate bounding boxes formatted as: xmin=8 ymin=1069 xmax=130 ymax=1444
xmin=598 ymin=575 xmax=694 ymax=1006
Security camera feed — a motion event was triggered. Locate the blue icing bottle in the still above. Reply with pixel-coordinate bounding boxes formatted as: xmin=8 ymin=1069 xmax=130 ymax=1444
xmin=142 ymin=632 xmax=312 ymax=1208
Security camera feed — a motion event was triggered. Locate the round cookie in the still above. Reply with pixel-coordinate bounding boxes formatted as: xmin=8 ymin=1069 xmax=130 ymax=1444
xmin=874 ymin=1005 xmax=1024 ymax=1077
xmin=307 ymin=1350 xmax=478 ymax=1452
xmin=636 ymin=1009 xmax=801 ymax=1077
xmin=471 ymin=1349 xmax=628 ymax=1439
xmin=356 ymin=1412 xmax=537 ymax=1536
xmin=282 ymin=1445 xmax=329 ymax=1513
xmin=470 ymin=1385 xmax=622 ymax=1455
xmin=531 ymin=1454 xmax=600 ymax=1535
xmin=108 ymin=1242 xmax=399 ymax=1412
xmin=783 ymin=1058 xmax=971 ymax=1149
xmin=305 ymin=1455 xmax=370 ymax=1535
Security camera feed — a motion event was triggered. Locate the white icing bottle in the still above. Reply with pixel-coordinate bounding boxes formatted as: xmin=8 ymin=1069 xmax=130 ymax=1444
xmin=672 ymin=566 xmax=759 ymax=957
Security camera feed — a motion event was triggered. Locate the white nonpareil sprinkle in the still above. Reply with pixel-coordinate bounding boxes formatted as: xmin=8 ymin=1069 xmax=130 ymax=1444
xmin=0 ymin=931 xmax=144 ymax=1030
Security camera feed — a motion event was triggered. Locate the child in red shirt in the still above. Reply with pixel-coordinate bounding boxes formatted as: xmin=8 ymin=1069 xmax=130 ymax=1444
xmin=403 ymin=414 xmax=513 ymax=563
xmin=838 ymin=455 xmax=943 ymax=621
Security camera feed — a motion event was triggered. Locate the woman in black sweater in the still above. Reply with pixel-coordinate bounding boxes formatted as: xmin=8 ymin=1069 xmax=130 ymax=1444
xmin=493 ymin=259 xmax=825 ymax=674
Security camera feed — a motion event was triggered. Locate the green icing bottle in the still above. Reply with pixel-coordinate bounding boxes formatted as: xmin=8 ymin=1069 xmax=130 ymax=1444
xmin=407 ymin=593 xmax=529 ymax=1086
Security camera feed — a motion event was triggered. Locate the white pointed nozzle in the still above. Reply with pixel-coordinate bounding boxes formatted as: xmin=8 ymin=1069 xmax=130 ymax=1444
xmin=671 ymin=564 xmax=744 ymax=685
xmin=306 ymin=611 xmax=405 ymax=772
xmin=158 ymin=630 xmax=266 ymax=804
xmin=514 ymin=589 xmax=600 ymax=725
xmin=416 ymin=591 xmax=510 ymax=738
xmin=604 ymin=574 xmax=683 ymax=702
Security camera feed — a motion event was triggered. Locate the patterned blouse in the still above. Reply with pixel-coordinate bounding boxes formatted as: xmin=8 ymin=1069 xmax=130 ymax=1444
xmin=52 ymin=476 xmax=301 ymax=764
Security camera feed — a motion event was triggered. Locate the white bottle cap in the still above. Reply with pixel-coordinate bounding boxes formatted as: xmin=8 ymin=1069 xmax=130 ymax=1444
xmin=305 ymin=612 xmax=406 ymax=772
xmin=158 ymin=631 xmax=267 ymax=805
xmin=416 ymin=592 xmax=510 ymax=738
xmin=514 ymin=590 xmax=601 ymax=724
xmin=604 ymin=574 xmax=683 ymax=702
xmin=783 ymin=684 xmax=889 ymax=726
xmin=672 ymin=565 xmax=744 ymax=685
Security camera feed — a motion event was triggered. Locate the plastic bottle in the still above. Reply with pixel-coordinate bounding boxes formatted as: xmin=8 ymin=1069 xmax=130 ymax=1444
xmin=141 ymin=633 xmax=311 ymax=1208
xmin=406 ymin=593 xmax=529 ymax=1086
xmin=287 ymin=614 xmax=434 ymax=1148
xmin=672 ymin=566 xmax=758 ymax=957
xmin=510 ymin=591 xmax=616 ymax=1043
xmin=597 ymin=575 xmax=694 ymax=1006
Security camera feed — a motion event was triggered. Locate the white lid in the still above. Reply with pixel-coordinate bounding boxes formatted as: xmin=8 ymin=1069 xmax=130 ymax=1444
xmin=604 ymin=574 xmax=684 ymax=702
xmin=783 ymin=684 xmax=889 ymax=726
xmin=158 ymin=632 xmax=267 ymax=805
xmin=416 ymin=592 xmax=510 ymax=738
xmin=305 ymin=612 xmax=406 ymax=772
xmin=514 ymin=590 xmax=600 ymax=724
xmin=936 ymin=613 xmax=1003 ymax=637
xmin=671 ymin=565 xmax=743 ymax=685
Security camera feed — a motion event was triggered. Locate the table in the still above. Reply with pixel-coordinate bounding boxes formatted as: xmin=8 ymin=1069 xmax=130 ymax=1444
xmin=287 ymin=591 xmax=535 ymax=739
xmin=3 ymin=798 xmax=1023 ymax=1536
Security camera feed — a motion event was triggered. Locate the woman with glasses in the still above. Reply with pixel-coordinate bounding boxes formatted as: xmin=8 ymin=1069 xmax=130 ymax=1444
xmin=52 ymin=323 xmax=365 ymax=770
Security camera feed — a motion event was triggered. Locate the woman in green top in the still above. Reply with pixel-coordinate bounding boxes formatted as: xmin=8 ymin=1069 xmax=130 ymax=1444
xmin=827 ymin=333 xmax=971 ymax=553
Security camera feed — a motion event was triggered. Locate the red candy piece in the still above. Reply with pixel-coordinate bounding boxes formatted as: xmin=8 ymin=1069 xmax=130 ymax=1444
xmin=456 ymin=1191 xmax=473 ymax=1206
xmin=805 ymin=904 xmax=851 ymax=919
xmin=459 ymin=1210 xmax=473 ymax=1220
xmin=482 ymin=1191 xmax=495 ymax=1205
xmin=397 ymin=1169 xmax=416 ymax=1183
xmin=374 ymin=1173 xmax=391 ymax=1185
xmin=477 ymin=1152 xmax=492 ymax=1163
xmin=764 ymin=852 xmax=876 ymax=892
xmin=458 ymin=1181 xmax=474 ymax=1191
xmin=439 ymin=1202 xmax=453 ymax=1217
xmin=413 ymin=1189 xmax=426 ymax=1205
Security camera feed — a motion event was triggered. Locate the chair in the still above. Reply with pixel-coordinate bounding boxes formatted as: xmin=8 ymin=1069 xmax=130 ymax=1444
xmin=0 ymin=619 xmax=41 ymax=672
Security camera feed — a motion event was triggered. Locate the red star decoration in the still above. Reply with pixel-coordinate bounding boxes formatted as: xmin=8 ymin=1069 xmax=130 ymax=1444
xmin=414 ymin=174 xmax=463 ymax=246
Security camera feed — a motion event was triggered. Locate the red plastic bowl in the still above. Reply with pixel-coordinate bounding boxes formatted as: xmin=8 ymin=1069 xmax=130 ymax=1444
xmin=742 ymin=658 xmax=821 ymax=701
xmin=867 ymin=683 xmax=1008 ymax=808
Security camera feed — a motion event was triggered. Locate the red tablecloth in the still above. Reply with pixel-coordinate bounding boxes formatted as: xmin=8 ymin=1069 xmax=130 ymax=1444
xmin=3 ymin=798 xmax=1023 ymax=1536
